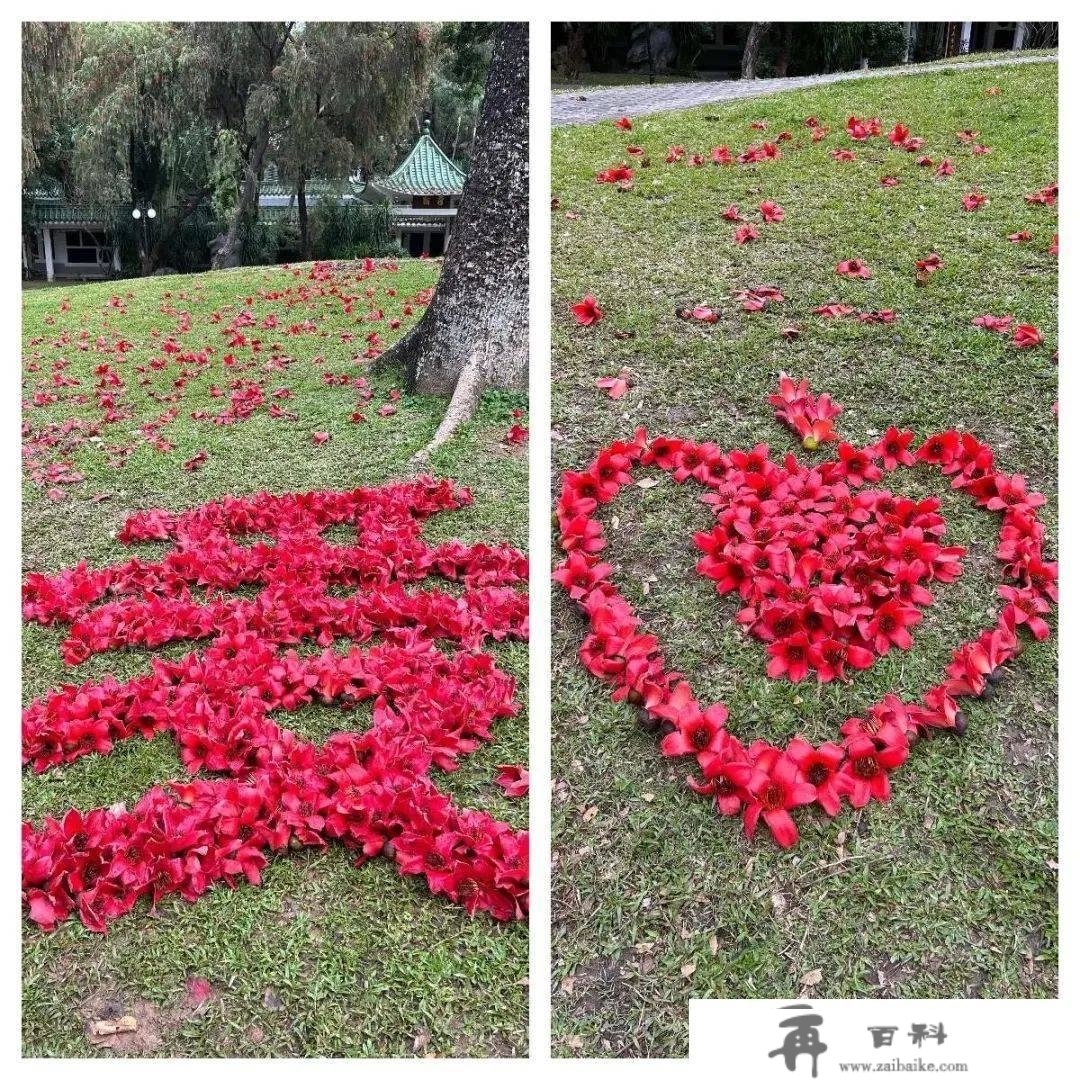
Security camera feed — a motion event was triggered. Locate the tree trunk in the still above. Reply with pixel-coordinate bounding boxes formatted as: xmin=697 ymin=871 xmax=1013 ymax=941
xmin=774 ymin=23 xmax=794 ymax=77
xmin=380 ymin=21 xmax=529 ymax=398
xmin=212 ymin=124 xmax=271 ymax=270
xmin=566 ymin=24 xmax=586 ymax=80
xmin=741 ymin=22 xmax=770 ymax=80
xmin=140 ymin=187 xmax=210 ymax=275
xmin=297 ymin=170 xmax=310 ymax=260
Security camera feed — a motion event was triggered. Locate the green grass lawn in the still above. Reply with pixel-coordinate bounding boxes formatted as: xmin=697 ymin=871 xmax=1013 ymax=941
xmin=550 ymin=62 xmax=1057 ymax=1057
xmin=22 ymin=261 xmax=529 ymax=1057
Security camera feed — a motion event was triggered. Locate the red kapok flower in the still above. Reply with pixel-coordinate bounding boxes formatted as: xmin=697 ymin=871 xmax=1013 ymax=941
xmin=836 ymin=258 xmax=871 ymax=280
xmin=743 ymin=748 xmax=817 ymax=848
xmin=1013 ymin=324 xmax=1043 ymax=349
xmin=494 ymin=764 xmax=529 ymax=797
xmin=571 ymin=295 xmax=604 ymax=326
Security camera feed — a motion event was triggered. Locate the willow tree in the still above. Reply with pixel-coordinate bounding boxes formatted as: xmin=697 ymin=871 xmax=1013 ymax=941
xmin=381 ymin=21 xmax=528 ymax=462
xmin=269 ymin=23 xmax=434 ymax=259
xmin=68 ymin=22 xmax=215 ymax=275
xmin=22 ymin=23 xmax=81 ymax=184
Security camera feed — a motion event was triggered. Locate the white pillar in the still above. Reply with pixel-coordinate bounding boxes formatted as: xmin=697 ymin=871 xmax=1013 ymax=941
xmin=42 ymin=227 xmax=55 ymax=282
xmin=903 ymin=23 xmax=913 ymax=63
xmin=1013 ymin=23 xmax=1027 ymax=50
xmin=959 ymin=22 xmax=973 ymax=54
xmin=112 ymin=242 xmax=122 ymax=273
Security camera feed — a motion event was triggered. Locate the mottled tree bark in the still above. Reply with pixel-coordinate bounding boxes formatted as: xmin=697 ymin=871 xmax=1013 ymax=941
xmin=381 ymin=21 xmax=529 ymax=399
xmin=741 ymin=23 xmax=770 ymax=80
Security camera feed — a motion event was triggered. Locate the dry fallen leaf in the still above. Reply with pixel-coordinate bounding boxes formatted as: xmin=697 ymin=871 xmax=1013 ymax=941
xmin=582 ymin=805 xmax=599 ymax=823
xmin=801 ymin=968 xmax=823 ymax=987
xmin=89 ymin=1016 xmax=137 ymax=1038
xmin=681 ymin=961 xmax=697 ymax=978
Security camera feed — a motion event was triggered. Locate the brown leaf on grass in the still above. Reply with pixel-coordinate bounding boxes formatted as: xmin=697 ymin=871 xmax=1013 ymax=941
xmin=801 ymin=968 xmax=823 ymax=987
xmin=88 ymin=1016 xmax=137 ymax=1039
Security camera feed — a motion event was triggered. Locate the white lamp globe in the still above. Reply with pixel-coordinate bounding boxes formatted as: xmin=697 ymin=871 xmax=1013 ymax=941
xmin=147 ymin=207 xmax=157 ymax=219
xmin=131 ymin=208 xmax=141 ymax=219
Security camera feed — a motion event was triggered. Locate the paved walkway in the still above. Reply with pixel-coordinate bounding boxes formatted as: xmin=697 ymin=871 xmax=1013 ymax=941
xmin=551 ymin=54 xmax=1057 ymax=127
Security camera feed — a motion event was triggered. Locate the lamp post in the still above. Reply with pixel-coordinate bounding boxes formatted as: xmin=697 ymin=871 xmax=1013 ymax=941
xmin=131 ymin=204 xmax=157 ymax=272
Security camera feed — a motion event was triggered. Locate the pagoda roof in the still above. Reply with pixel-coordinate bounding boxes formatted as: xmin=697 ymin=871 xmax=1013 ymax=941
xmin=378 ymin=122 xmax=466 ymax=197
xmin=258 ymin=176 xmax=365 ymax=200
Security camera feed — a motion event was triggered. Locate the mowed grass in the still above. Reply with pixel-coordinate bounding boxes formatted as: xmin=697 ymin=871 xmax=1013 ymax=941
xmin=22 ymin=261 xmax=529 ymax=1057
xmin=550 ymin=62 xmax=1057 ymax=1056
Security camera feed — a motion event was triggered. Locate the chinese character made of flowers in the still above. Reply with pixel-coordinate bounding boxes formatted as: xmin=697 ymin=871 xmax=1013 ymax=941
xmin=22 ymin=478 xmax=529 ymax=932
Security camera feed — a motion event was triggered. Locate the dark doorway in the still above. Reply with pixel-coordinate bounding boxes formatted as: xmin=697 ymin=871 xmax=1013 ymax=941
xmin=407 ymin=232 xmax=425 ymax=257
xmin=429 ymin=231 xmax=446 ymax=257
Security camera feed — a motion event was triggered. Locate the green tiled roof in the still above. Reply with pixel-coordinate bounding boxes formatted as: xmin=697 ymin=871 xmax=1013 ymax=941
xmin=258 ymin=177 xmax=365 ymax=199
xmin=27 ymin=201 xmax=125 ymax=226
xmin=378 ymin=122 xmax=466 ymax=197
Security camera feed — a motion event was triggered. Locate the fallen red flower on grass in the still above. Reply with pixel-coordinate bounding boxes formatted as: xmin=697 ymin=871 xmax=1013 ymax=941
xmin=494 ymin=765 xmax=530 ymax=797
xmin=596 ymin=371 xmax=632 ymax=399
xmin=973 ymin=314 xmax=1014 ymax=333
xmin=596 ymin=165 xmax=634 ymax=184
xmin=1013 ymin=323 xmax=1044 ymax=349
xmin=836 ymin=258 xmax=872 ymax=280
xmin=759 ymin=200 xmax=785 ymax=223
xmin=571 ymin=295 xmax=604 ymax=326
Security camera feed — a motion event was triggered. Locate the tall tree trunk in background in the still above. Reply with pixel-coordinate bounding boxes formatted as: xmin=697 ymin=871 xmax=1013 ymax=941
xmin=741 ymin=22 xmax=770 ymax=80
xmin=381 ymin=21 xmax=528 ymax=410
xmin=774 ymin=23 xmax=794 ymax=77
xmin=566 ymin=24 xmax=587 ymax=79
xmin=213 ymin=125 xmax=271 ymax=269
xmin=146 ymin=187 xmax=211 ymax=272
xmin=296 ymin=170 xmax=310 ymax=260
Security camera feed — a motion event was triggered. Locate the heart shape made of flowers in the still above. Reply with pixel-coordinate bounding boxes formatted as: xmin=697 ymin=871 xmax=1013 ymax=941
xmin=22 ymin=478 xmax=529 ymax=932
xmin=554 ymin=378 xmax=1055 ymax=848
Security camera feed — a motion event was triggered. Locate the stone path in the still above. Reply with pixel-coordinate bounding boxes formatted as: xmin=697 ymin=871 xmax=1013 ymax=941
xmin=551 ymin=54 xmax=1057 ymax=127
